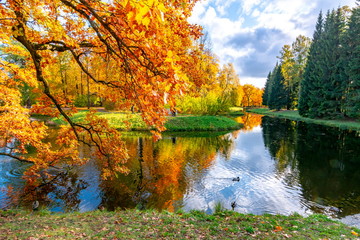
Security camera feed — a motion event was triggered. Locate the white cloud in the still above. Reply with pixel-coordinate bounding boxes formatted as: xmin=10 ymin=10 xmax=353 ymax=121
xmin=241 ymin=77 xmax=267 ymax=89
xmin=191 ymin=6 xmax=244 ymax=39
xmin=214 ymin=0 xmax=237 ymax=16
xmin=242 ymin=0 xmax=262 ymax=15
xmin=189 ymin=0 xmax=208 ymax=20
xmin=251 ymin=9 xmax=261 ymax=18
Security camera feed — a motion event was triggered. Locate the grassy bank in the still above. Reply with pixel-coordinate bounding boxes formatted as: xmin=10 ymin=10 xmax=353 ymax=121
xmin=0 ymin=209 xmax=359 ymax=239
xmin=50 ymin=111 xmax=242 ymax=131
xmin=247 ymin=108 xmax=360 ymax=131
xmin=165 ymin=115 xmax=241 ymax=131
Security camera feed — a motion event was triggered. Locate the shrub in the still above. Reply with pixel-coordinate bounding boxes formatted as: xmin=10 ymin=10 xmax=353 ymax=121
xmin=177 ymin=91 xmax=231 ymax=115
xmin=103 ymin=100 xmax=116 ymax=111
xmin=74 ymin=94 xmax=101 ymax=107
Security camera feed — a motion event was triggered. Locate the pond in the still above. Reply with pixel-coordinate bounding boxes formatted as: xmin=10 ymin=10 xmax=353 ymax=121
xmin=1 ymin=113 xmax=360 ymax=226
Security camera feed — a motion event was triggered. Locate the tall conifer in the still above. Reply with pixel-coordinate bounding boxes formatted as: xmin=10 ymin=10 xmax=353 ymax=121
xmin=268 ymin=65 xmax=288 ymax=111
xmin=262 ymin=71 xmax=272 ymax=106
xmin=318 ymin=9 xmax=347 ymax=118
xmin=344 ymin=3 xmax=360 ymax=118
xmin=299 ymin=12 xmax=324 ymax=117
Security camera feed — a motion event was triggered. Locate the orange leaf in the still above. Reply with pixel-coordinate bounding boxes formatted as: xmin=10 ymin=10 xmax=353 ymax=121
xmin=274 ymin=226 xmax=283 ymax=232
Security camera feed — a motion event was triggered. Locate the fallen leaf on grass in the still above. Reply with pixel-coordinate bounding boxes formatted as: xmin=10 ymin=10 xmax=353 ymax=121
xmin=351 ymin=230 xmax=358 ymax=236
xmin=114 ymin=218 xmax=123 ymax=224
xmin=274 ymin=226 xmax=283 ymax=232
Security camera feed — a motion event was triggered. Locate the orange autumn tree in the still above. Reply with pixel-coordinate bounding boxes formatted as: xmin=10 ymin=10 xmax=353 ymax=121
xmin=0 ymin=0 xmax=202 ymax=185
xmin=241 ymin=84 xmax=263 ymax=107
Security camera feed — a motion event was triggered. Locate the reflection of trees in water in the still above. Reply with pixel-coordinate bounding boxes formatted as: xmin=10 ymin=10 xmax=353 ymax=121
xmin=262 ymin=117 xmax=298 ymax=173
xmin=4 ymin=167 xmax=88 ymax=212
xmin=1 ymin=128 xmax=89 ymax=210
xmin=99 ymin=134 xmax=235 ymax=211
xmin=261 ymin=116 xmax=360 ymax=217
xmin=41 ymin=171 xmax=88 ymax=211
xmin=234 ymin=113 xmax=262 ymax=132
xmin=296 ymin=123 xmax=360 ymax=217
xmin=262 ymin=117 xmax=300 ymax=196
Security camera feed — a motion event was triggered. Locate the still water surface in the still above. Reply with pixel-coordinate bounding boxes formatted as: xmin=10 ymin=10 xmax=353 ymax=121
xmin=1 ymin=114 xmax=360 ymax=224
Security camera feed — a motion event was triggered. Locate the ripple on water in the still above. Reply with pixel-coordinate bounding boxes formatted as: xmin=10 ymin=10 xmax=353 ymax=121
xmin=198 ymin=150 xmax=312 ymax=216
xmin=0 ymin=158 xmax=29 ymax=185
xmin=6 ymin=168 xmax=26 ymax=178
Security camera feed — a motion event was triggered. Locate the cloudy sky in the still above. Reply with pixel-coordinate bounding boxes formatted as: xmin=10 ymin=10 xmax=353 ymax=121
xmin=189 ymin=0 xmax=357 ymax=88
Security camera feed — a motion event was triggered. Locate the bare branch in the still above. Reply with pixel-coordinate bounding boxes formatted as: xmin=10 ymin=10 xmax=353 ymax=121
xmin=0 ymin=152 xmax=34 ymax=164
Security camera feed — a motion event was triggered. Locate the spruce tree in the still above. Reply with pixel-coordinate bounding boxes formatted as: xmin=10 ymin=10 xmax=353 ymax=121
xmin=344 ymin=3 xmax=360 ymax=118
xmin=318 ymin=9 xmax=347 ymax=119
xmin=268 ymin=65 xmax=288 ymax=111
xmin=262 ymin=71 xmax=271 ymax=106
xmin=266 ymin=65 xmax=278 ymax=108
xmin=299 ymin=12 xmax=324 ymax=117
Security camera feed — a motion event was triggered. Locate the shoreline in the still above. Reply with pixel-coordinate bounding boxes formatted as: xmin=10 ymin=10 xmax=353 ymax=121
xmin=247 ymin=108 xmax=360 ymax=131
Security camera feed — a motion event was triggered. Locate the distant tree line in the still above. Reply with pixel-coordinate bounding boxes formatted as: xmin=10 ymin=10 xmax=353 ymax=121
xmin=263 ymin=3 xmax=359 ymax=119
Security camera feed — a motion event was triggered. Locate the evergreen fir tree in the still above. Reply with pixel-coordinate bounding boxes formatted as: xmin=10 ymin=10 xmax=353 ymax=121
xmin=299 ymin=12 xmax=324 ymax=117
xmin=262 ymin=71 xmax=271 ymax=106
xmin=318 ymin=9 xmax=347 ymax=119
xmin=344 ymin=3 xmax=360 ymax=118
xmin=266 ymin=65 xmax=278 ymax=108
xmin=268 ymin=65 xmax=288 ymax=111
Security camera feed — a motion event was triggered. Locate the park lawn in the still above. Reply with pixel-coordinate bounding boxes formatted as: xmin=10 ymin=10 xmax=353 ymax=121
xmin=0 ymin=209 xmax=359 ymax=239
xmin=51 ymin=111 xmax=242 ymax=131
xmin=165 ymin=115 xmax=242 ymax=131
xmin=247 ymin=108 xmax=360 ymax=131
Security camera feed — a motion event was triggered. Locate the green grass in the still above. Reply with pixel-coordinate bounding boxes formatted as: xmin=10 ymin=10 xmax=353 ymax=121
xmin=0 ymin=209 xmax=359 ymax=239
xmin=51 ymin=111 xmax=242 ymax=132
xmin=165 ymin=116 xmax=242 ymax=131
xmin=247 ymin=108 xmax=360 ymax=131
xmin=52 ymin=111 xmax=149 ymax=130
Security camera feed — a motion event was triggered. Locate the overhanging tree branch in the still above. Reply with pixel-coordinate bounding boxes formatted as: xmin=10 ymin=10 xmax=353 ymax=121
xmin=0 ymin=152 xmax=34 ymax=164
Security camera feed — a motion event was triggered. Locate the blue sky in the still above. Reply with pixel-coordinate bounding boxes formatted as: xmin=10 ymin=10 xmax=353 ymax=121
xmin=189 ymin=0 xmax=357 ymax=88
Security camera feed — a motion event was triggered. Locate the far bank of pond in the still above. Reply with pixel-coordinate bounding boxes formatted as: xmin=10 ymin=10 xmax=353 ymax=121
xmin=247 ymin=108 xmax=360 ymax=131
xmin=49 ymin=111 xmax=243 ymax=131
xmin=2 ymin=113 xmax=360 ymax=229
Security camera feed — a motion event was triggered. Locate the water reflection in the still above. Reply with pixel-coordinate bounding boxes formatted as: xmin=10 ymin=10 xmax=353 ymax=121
xmin=234 ymin=112 xmax=263 ymax=132
xmin=262 ymin=116 xmax=360 ymax=217
xmin=1 ymin=114 xmax=360 ymax=224
xmin=99 ymin=134 xmax=234 ymax=211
